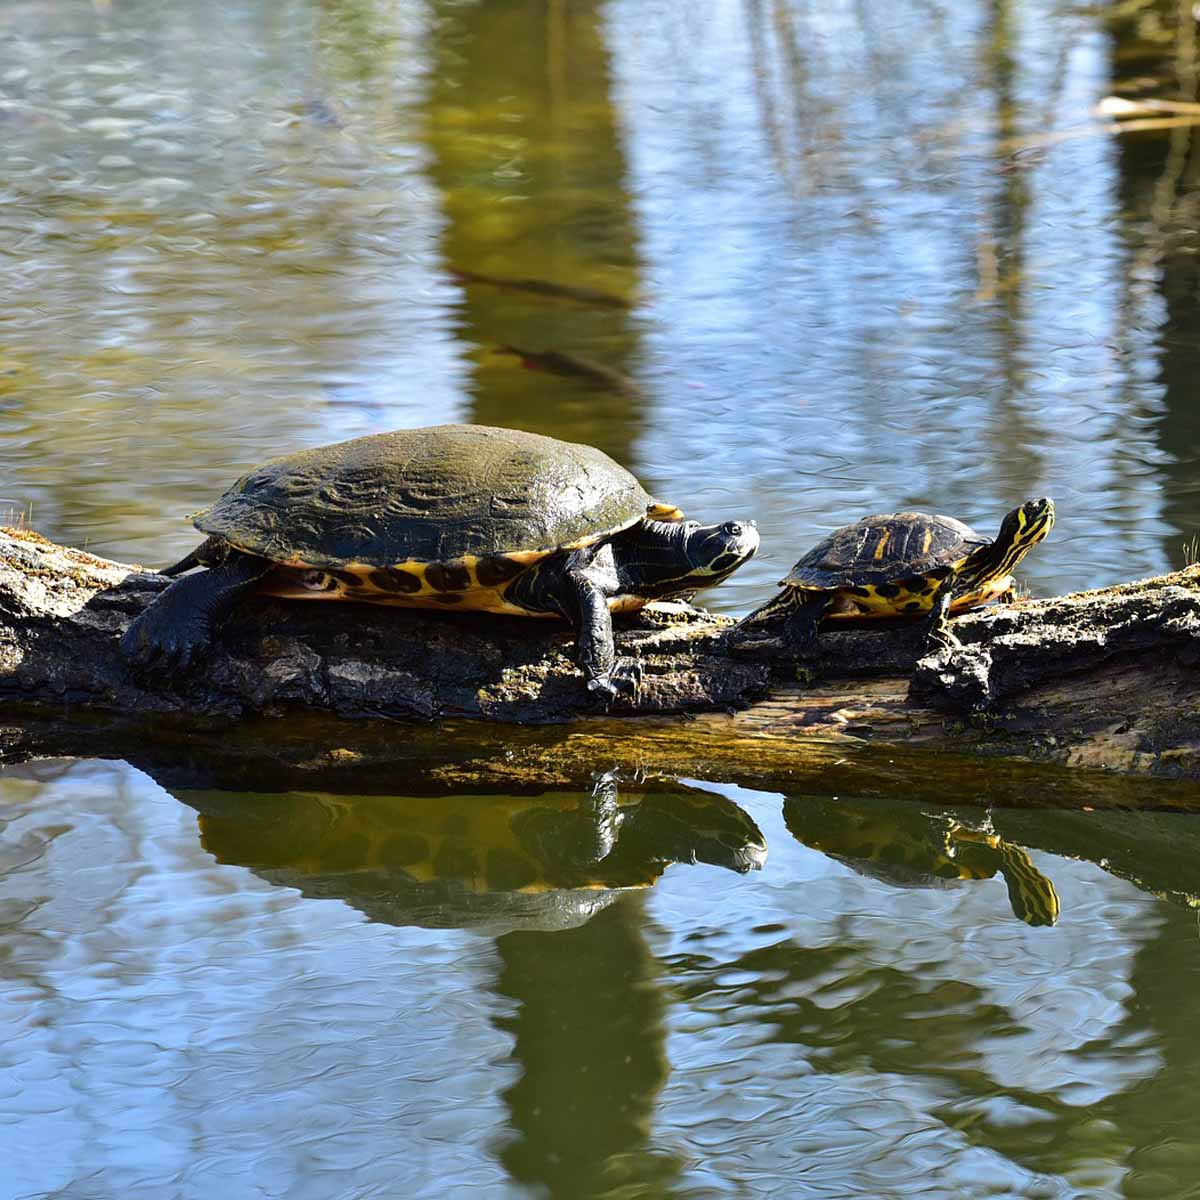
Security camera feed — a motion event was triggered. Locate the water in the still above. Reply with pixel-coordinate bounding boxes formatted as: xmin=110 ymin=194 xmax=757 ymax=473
xmin=4 ymin=763 xmax=1200 ymax=1197
xmin=3 ymin=0 xmax=1200 ymax=1195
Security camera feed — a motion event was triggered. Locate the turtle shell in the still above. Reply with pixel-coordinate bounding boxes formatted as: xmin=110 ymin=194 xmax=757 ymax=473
xmin=194 ymin=424 xmax=664 ymax=571
xmin=784 ymin=511 xmax=988 ymax=590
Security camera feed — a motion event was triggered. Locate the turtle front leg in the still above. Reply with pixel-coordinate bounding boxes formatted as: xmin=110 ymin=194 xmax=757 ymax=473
xmin=576 ymin=772 xmax=622 ymax=863
xmin=121 ymin=550 xmax=274 ymax=672
xmin=921 ymin=571 xmax=961 ymax=655
xmin=567 ymin=566 xmax=637 ymax=698
xmin=515 ymin=546 xmax=637 ymax=699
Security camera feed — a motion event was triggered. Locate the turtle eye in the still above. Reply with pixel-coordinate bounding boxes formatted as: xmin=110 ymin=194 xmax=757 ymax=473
xmin=722 ymin=521 xmax=745 ymax=537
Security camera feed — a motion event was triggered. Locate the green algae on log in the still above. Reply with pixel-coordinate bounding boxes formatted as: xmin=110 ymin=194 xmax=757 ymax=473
xmin=2 ymin=527 xmax=1200 ymax=783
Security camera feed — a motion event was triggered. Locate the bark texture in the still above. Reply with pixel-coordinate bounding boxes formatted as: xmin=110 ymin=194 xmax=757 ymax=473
xmin=3 ymin=527 xmax=1200 ymax=786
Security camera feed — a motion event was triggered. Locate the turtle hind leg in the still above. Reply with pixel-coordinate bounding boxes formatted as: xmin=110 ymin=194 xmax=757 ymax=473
xmin=160 ymin=536 xmax=225 ymax=577
xmin=732 ymin=588 xmax=830 ymax=652
xmin=782 ymin=593 xmax=835 ymax=653
xmin=121 ymin=551 xmax=274 ymax=673
xmin=731 ymin=587 xmax=797 ymax=640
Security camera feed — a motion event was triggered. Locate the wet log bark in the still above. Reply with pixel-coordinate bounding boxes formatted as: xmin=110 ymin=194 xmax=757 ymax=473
xmin=3 ymin=526 xmax=1200 ymax=786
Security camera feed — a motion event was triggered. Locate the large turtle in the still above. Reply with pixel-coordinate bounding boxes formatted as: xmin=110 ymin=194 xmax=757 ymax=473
xmin=737 ymin=498 xmax=1053 ymax=653
xmin=120 ymin=424 xmax=759 ymax=695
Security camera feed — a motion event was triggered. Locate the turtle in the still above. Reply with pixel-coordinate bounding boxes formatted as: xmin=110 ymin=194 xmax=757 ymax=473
xmin=737 ymin=497 xmax=1054 ymax=653
xmin=186 ymin=777 xmax=768 ymax=935
xmin=120 ymin=424 xmax=759 ymax=696
xmin=783 ymin=796 xmax=1060 ymax=927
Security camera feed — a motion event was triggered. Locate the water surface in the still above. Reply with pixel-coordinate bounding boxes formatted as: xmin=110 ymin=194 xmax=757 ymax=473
xmin=3 ymin=762 xmax=1200 ymax=1197
xmin=3 ymin=0 xmax=1200 ymax=1195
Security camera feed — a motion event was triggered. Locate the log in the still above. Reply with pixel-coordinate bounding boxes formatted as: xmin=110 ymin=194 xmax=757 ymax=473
xmin=3 ymin=526 xmax=1200 ymax=791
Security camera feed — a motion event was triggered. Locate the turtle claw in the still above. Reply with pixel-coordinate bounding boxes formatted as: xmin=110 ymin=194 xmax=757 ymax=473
xmin=120 ymin=609 xmax=212 ymax=677
xmin=586 ymin=657 xmax=642 ymax=704
xmin=587 ymin=675 xmax=619 ymax=700
xmin=782 ymin=623 xmax=819 ymax=654
xmin=119 ymin=560 xmax=265 ymax=677
xmin=923 ymin=624 xmax=962 ymax=658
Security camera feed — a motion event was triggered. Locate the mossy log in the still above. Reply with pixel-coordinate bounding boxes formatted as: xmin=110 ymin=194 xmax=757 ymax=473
xmin=2 ymin=526 xmax=1200 ymax=789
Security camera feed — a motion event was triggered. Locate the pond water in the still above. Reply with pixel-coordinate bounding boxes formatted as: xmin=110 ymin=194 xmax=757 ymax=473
xmin=3 ymin=0 xmax=1200 ymax=1196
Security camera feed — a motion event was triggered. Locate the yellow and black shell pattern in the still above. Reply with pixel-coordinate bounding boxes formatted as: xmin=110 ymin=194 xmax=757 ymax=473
xmin=784 ymin=511 xmax=995 ymax=619
xmin=191 ymin=424 xmax=682 ymax=614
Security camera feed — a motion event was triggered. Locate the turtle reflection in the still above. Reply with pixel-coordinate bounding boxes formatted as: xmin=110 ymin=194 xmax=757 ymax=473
xmin=190 ymin=776 xmax=766 ymax=935
xmin=784 ymin=796 xmax=1060 ymax=927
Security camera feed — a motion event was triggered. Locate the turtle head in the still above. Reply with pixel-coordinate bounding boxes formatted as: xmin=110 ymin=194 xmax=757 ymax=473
xmin=682 ymin=518 xmax=760 ymax=585
xmin=998 ymin=497 xmax=1055 ymax=553
xmin=618 ymin=517 xmax=758 ymax=599
xmin=975 ymin=496 xmax=1054 ymax=584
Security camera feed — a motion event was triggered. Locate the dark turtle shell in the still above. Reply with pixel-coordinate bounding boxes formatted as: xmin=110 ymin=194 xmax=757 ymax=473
xmin=783 ymin=511 xmax=988 ymax=589
xmin=193 ymin=424 xmax=661 ymax=570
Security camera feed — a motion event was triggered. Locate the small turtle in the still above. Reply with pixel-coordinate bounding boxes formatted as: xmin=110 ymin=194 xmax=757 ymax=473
xmin=783 ymin=796 xmax=1060 ymax=927
xmin=189 ymin=779 xmax=768 ymax=935
xmin=738 ymin=497 xmax=1054 ymax=653
xmin=120 ymin=424 xmax=759 ymax=696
